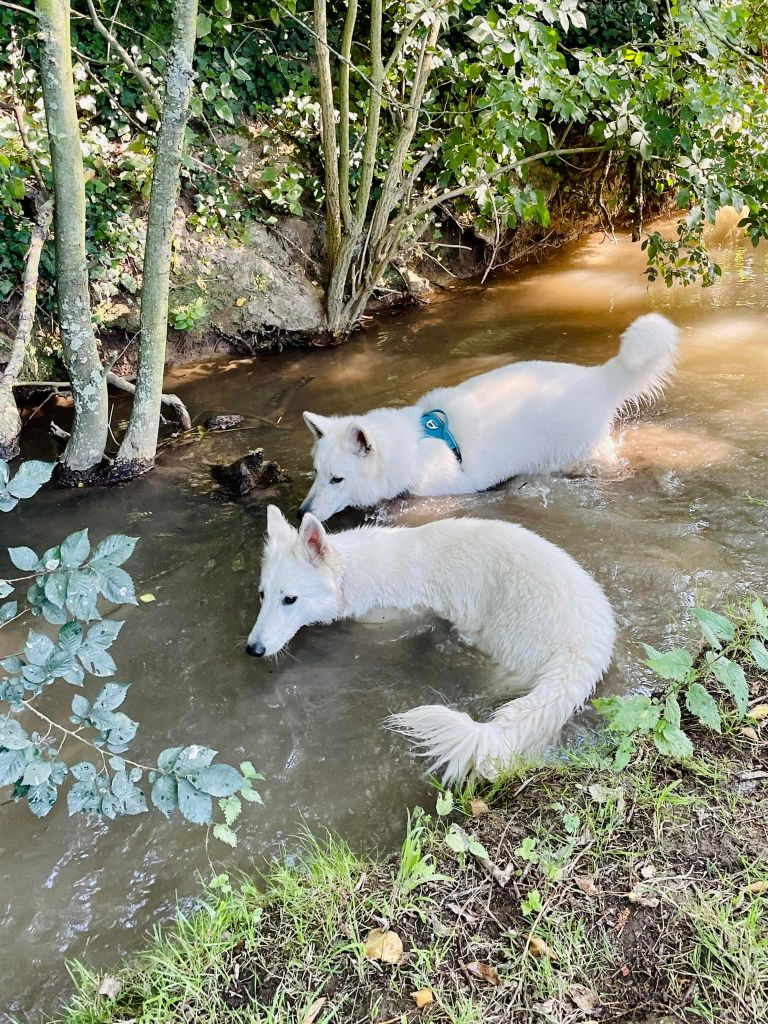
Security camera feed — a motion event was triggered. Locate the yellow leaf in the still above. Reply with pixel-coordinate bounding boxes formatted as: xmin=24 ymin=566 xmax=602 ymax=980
xmin=139 ymin=593 xmax=156 ymax=603
xmin=469 ymin=798 xmax=490 ymax=816
xmin=528 ymin=935 xmax=558 ymax=960
xmin=743 ymin=880 xmax=768 ymax=894
xmin=750 ymin=704 xmax=768 ymax=721
xmin=464 ymin=961 xmax=501 ymax=986
xmin=739 ymin=726 xmax=759 ymax=742
xmin=411 ymin=988 xmax=433 ymax=1008
xmin=236 ymin=296 xmax=247 ymax=307
xmin=363 ymin=928 xmax=403 ymax=964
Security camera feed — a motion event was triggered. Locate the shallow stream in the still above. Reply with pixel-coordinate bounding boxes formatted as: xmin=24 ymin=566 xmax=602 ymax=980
xmin=1 ymin=221 xmax=767 ymax=1019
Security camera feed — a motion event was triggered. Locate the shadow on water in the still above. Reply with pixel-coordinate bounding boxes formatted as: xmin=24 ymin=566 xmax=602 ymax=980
xmin=1 ymin=221 xmax=767 ymax=1018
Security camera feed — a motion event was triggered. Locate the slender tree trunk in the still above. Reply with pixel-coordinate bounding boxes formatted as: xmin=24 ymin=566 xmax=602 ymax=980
xmin=36 ymin=0 xmax=108 ymax=477
xmin=111 ymin=0 xmax=198 ymax=477
xmin=0 ymin=200 xmax=53 ymax=460
xmin=314 ymin=0 xmax=343 ymax=270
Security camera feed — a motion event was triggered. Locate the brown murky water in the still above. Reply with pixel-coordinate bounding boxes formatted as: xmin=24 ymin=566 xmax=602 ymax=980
xmin=1 ymin=220 xmax=767 ymax=1019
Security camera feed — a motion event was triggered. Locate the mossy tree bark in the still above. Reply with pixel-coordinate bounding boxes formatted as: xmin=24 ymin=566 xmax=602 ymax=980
xmin=111 ymin=0 xmax=198 ymax=478
xmin=36 ymin=0 xmax=109 ymax=477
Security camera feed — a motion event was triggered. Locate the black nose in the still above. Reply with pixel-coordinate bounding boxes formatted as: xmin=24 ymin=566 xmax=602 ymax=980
xmin=246 ymin=642 xmax=266 ymax=658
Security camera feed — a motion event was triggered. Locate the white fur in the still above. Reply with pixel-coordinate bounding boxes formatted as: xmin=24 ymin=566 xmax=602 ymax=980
xmin=248 ymin=507 xmax=616 ymax=785
xmin=300 ymin=313 xmax=679 ymax=520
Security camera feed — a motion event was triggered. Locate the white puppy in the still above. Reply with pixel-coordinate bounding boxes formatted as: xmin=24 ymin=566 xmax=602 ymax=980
xmin=247 ymin=506 xmax=616 ymax=785
xmin=299 ymin=313 xmax=679 ymax=521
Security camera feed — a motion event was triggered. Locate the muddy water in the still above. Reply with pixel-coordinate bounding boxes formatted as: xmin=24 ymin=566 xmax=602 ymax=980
xmin=2 ymin=222 xmax=767 ymax=1019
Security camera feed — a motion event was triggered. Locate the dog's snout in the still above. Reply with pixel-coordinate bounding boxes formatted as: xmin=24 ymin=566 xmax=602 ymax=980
xmin=246 ymin=641 xmax=266 ymax=658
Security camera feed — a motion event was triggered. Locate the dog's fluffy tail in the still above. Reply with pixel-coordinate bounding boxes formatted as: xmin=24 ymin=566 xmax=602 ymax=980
xmin=387 ymin=651 xmax=601 ymax=786
xmin=608 ymin=313 xmax=680 ymax=405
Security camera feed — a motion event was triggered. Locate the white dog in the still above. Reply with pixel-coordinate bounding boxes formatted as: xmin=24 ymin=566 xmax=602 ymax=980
xmin=299 ymin=313 xmax=679 ymax=521
xmin=247 ymin=506 xmax=615 ymax=785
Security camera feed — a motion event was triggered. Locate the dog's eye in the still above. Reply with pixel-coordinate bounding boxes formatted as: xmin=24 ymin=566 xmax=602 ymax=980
xmin=282 ymin=595 xmax=298 ymax=605
xmin=330 ymin=476 xmax=344 ymax=484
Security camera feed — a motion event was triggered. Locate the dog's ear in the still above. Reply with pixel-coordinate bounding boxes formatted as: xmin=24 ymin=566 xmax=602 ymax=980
xmin=303 ymin=411 xmax=330 ymax=440
xmin=266 ymin=504 xmax=295 ymax=542
xmin=298 ymin=513 xmax=329 ymax=565
xmin=345 ymin=421 xmax=373 ymax=456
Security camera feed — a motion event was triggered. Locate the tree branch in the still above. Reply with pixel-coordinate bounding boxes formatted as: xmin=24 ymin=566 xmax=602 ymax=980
xmin=337 ymin=0 xmax=358 ymax=232
xmin=85 ymin=0 xmax=160 ymax=107
xmin=106 ymin=371 xmax=192 ymax=431
xmin=314 ymin=0 xmax=342 ymax=264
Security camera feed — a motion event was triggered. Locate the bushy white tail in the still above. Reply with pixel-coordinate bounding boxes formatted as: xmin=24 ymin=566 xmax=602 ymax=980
xmin=612 ymin=313 xmax=680 ymax=404
xmin=387 ymin=652 xmax=600 ymax=786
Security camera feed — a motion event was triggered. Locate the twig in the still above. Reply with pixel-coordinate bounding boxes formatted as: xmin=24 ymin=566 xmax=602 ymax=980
xmin=84 ymin=0 xmax=160 ymax=106
xmin=105 ymin=371 xmax=192 ymax=431
xmin=49 ymin=423 xmax=70 ymax=442
xmin=12 ymin=105 xmax=46 ymax=192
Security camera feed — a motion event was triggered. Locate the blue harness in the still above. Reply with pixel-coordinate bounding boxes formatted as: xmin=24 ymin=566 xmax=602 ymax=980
xmin=420 ymin=408 xmax=462 ymax=464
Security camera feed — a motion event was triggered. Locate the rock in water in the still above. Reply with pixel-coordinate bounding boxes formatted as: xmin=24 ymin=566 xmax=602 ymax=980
xmin=204 ymin=414 xmax=245 ymax=431
xmin=211 ymin=449 xmax=289 ymax=495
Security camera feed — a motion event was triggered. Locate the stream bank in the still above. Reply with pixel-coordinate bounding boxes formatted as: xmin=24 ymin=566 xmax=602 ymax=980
xmin=51 ymin=602 xmax=768 ymax=1024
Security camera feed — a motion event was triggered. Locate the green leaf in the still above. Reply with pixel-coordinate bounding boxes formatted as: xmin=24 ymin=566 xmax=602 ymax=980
xmin=445 ymin=823 xmax=469 ymax=854
xmin=91 ymin=535 xmax=138 ymax=569
xmin=25 ymin=630 xmax=55 ymax=667
xmin=708 ymin=655 xmax=749 ymax=718
xmin=595 ymin=693 xmax=660 ymax=734
xmin=219 ymin=794 xmax=241 ymax=826
xmin=0 ymin=749 xmax=26 ymax=786
xmin=613 ymin=736 xmax=635 ymax=770
xmin=435 ymin=790 xmax=454 ymax=816
xmin=60 ymin=529 xmax=90 ymax=568
xmin=0 ymin=600 xmax=17 ymax=624
xmin=213 ymin=822 xmax=238 ymax=847
xmin=99 ymin=567 xmax=137 ymax=606
xmin=642 ymin=643 xmax=694 ymax=682
xmin=685 ymin=682 xmax=722 ymax=732
xmin=93 ymin=683 xmax=129 ymax=712
xmin=0 ymin=581 xmax=13 ymax=599
xmin=213 ymin=99 xmax=235 ymax=124
xmin=151 ymin=775 xmax=178 ymax=818
xmin=692 ymin=608 xmax=735 ymax=649
xmin=664 ymin=693 xmax=681 ymax=728
xmin=78 ymin=644 xmax=116 ymax=677
xmin=196 ymin=13 xmax=212 ymax=37
xmin=66 ymin=572 xmax=100 ymax=621
xmin=27 ymin=781 xmax=58 ymax=817
xmin=178 ymin=779 xmax=213 ymax=824
xmin=58 ymin=621 xmax=84 ymax=655
xmin=71 ymin=694 xmax=90 ymax=718
xmin=22 ymin=761 xmax=52 ymax=787
xmin=7 ymin=460 xmax=54 ymax=499
xmin=195 ymin=764 xmax=244 ymax=797
xmin=44 ymin=573 xmax=68 ymax=608
xmin=653 ymin=723 xmax=693 ymax=759
xmin=0 ymin=719 xmax=29 ymax=750
xmin=748 ymin=638 xmax=768 ymax=671
xmin=8 ymin=546 xmax=39 ymax=571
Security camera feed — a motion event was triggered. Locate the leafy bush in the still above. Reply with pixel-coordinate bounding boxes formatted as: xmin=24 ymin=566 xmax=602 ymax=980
xmin=595 ymin=598 xmax=768 ymax=768
xmin=0 ymin=460 xmax=260 ymax=844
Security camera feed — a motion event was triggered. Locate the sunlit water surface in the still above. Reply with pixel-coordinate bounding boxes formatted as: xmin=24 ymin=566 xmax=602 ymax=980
xmin=1 ymin=220 xmax=767 ymax=1018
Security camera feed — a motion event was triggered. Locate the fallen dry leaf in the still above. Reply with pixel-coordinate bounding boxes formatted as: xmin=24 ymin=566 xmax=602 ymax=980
xmin=447 ymin=901 xmax=478 ymax=925
xmin=620 ymin=963 xmax=632 ymax=977
xmin=300 ymin=997 xmax=327 ymax=1024
xmin=469 ymin=798 xmax=490 ymax=816
xmin=614 ymin=908 xmax=631 ymax=934
xmin=138 ymin=593 xmax=156 ymax=603
xmin=98 ymin=976 xmax=121 ymax=999
xmin=363 ymin=928 xmax=403 ymax=964
xmin=743 ymin=880 xmax=768 ymax=894
xmin=568 ymin=982 xmax=601 ymax=1014
xmin=464 ymin=961 xmax=501 ymax=986
xmin=528 ymin=935 xmax=558 ymax=960
xmin=236 ymin=296 xmax=247 ymax=307
xmin=739 ymin=726 xmax=759 ymax=742
xmin=750 ymin=704 xmax=768 ymax=721
xmin=575 ymin=875 xmax=599 ymax=897
xmin=411 ymin=988 xmax=434 ymax=1008
xmin=640 ymin=863 xmax=657 ymax=880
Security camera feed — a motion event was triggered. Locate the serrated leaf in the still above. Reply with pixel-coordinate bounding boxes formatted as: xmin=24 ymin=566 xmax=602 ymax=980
xmin=219 ymin=794 xmax=241 ymax=826
xmin=0 ymin=600 xmax=17 ymax=624
xmin=27 ymin=780 xmax=58 ymax=817
xmin=692 ymin=608 xmax=735 ymax=649
xmin=595 ymin=693 xmax=660 ymax=734
xmin=0 ymin=749 xmax=26 ymax=786
xmin=0 ymin=581 xmax=13 ymax=599
xmin=93 ymin=682 xmax=129 ymax=712
xmin=8 ymin=546 xmax=39 ymax=571
xmin=436 ymin=790 xmax=454 ymax=816
xmin=7 ymin=460 xmax=54 ymax=498
xmin=91 ymin=535 xmax=138 ymax=569
xmin=0 ymin=719 xmax=28 ymax=750
xmin=709 ymin=655 xmax=749 ymax=718
xmin=86 ymin=621 xmax=123 ymax=649
xmin=25 ymin=630 xmax=55 ymax=667
xmin=685 ymin=682 xmax=722 ymax=732
xmin=66 ymin=572 xmax=100 ymax=621
xmin=178 ymin=778 xmax=213 ymax=824
xmin=60 ymin=529 xmax=90 ymax=568
xmin=653 ymin=723 xmax=693 ymax=759
xmin=748 ymin=638 xmax=768 ymax=671
xmin=99 ymin=567 xmax=137 ymax=606
xmin=44 ymin=573 xmax=68 ymax=608
xmin=58 ymin=621 xmax=84 ymax=655
xmin=22 ymin=761 xmax=52 ymax=786
xmin=642 ymin=643 xmax=694 ymax=682
xmin=213 ymin=822 xmax=238 ymax=847
xmin=195 ymin=764 xmax=244 ymax=796
xmin=151 ymin=775 xmax=178 ymax=818
xmin=78 ymin=644 xmax=117 ymax=678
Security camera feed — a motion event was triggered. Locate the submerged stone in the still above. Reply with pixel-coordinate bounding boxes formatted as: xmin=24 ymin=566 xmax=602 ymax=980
xmin=211 ymin=448 xmax=289 ymax=496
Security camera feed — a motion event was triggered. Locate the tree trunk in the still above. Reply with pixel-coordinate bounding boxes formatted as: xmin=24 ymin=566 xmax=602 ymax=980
xmin=36 ymin=0 xmax=108 ymax=478
xmin=111 ymin=0 xmax=198 ymax=477
xmin=0 ymin=199 xmax=53 ymax=460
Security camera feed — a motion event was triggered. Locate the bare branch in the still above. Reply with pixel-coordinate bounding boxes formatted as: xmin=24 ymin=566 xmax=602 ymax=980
xmin=314 ymin=0 xmax=342 ymax=263
xmin=338 ymin=0 xmax=359 ymax=232
xmin=106 ymin=372 xmax=192 ymax=431
xmin=13 ymin=105 xmax=46 ymax=192
xmin=85 ymin=0 xmax=160 ymax=107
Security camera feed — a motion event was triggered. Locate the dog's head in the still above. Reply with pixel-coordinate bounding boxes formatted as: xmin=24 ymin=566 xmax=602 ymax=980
xmin=298 ymin=411 xmax=386 ymax=522
xmin=246 ymin=505 xmax=342 ymax=658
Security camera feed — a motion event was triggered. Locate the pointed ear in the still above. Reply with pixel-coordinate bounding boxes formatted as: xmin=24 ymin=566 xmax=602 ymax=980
xmin=345 ymin=421 xmax=373 ymax=456
xmin=266 ymin=504 xmax=294 ymax=542
xmin=298 ymin=513 xmax=329 ymax=565
xmin=303 ymin=411 xmax=330 ymax=441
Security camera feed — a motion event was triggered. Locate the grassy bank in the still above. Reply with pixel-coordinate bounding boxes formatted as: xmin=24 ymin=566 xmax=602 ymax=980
xmin=53 ymin=606 xmax=768 ymax=1024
